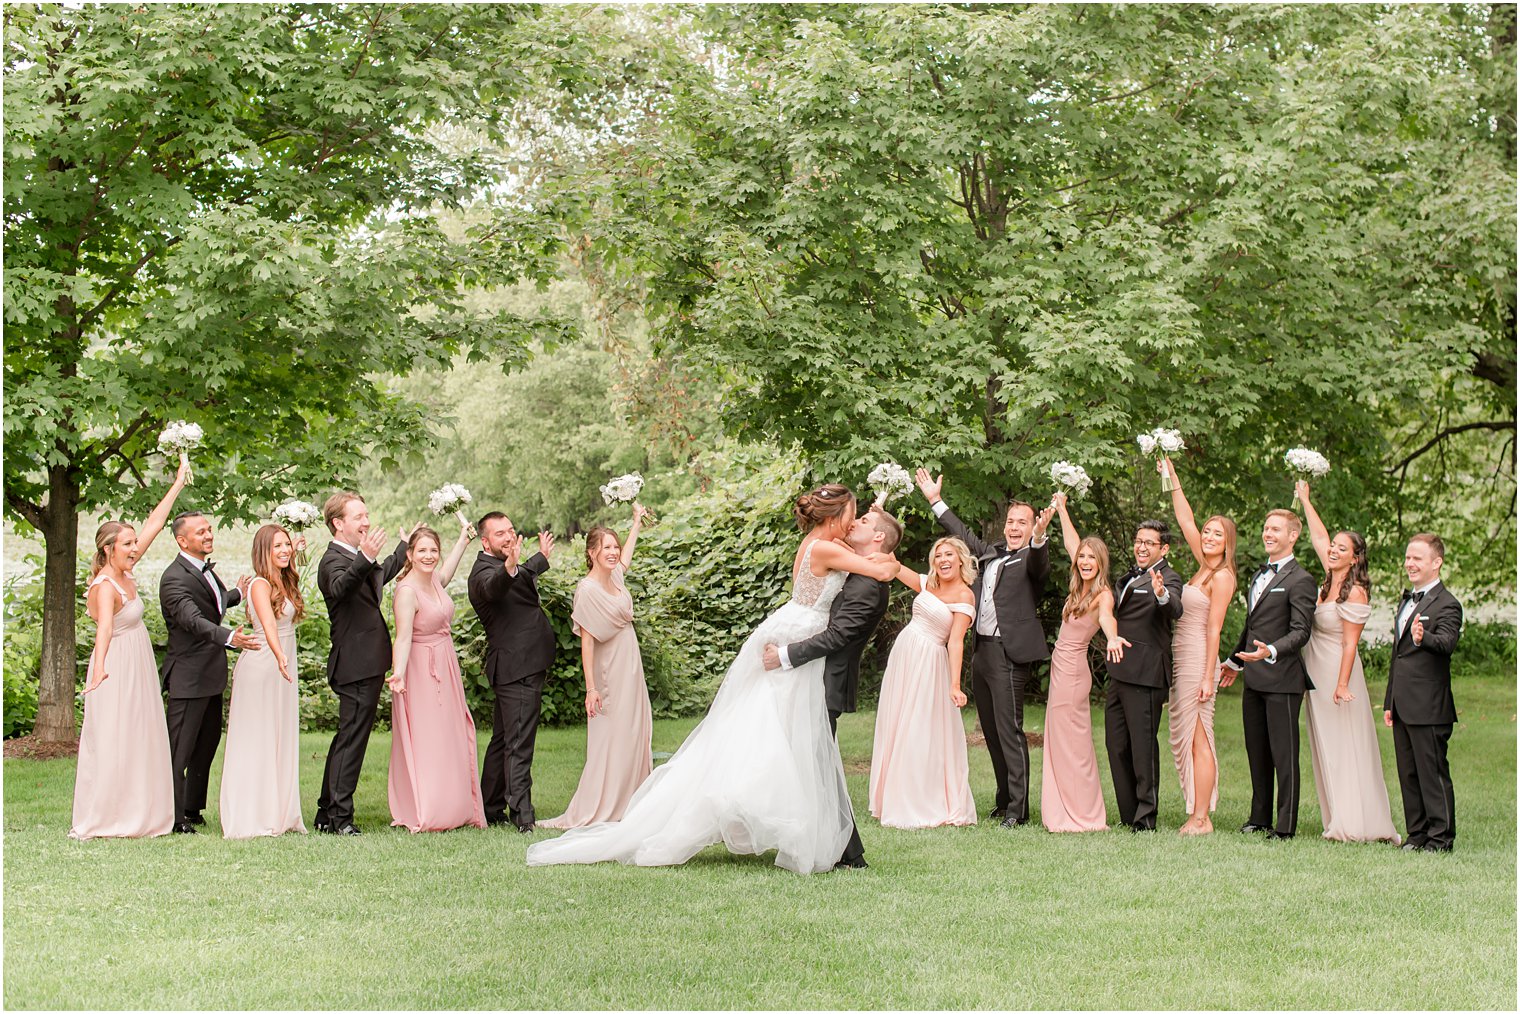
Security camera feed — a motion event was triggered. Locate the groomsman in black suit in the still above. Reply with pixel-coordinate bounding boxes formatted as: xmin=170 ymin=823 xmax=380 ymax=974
xmin=1385 ymin=533 xmax=1464 ymax=852
xmin=762 ymin=505 xmax=903 ymax=869
xmin=469 ymin=512 xmax=556 ymax=833
xmin=1218 ymin=508 xmax=1318 ymax=839
xmin=915 ymin=469 xmax=1054 ymax=828
xmin=159 ymin=511 xmax=259 ymax=833
xmin=1105 ymin=520 xmax=1185 ymax=831
xmin=315 ymin=491 xmax=410 ymax=836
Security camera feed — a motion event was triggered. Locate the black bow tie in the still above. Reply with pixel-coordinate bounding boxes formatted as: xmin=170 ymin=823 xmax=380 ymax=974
xmin=1402 ymin=588 xmax=1426 ymax=604
xmin=1257 ymin=562 xmax=1281 ymax=577
xmin=1124 ymin=566 xmax=1145 ymax=582
xmin=201 ymin=560 xmax=216 ymax=574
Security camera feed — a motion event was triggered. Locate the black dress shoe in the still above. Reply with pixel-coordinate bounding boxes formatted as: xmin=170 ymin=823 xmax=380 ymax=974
xmin=1265 ymin=830 xmax=1294 ymax=841
xmin=1239 ymin=822 xmax=1271 ymax=834
xmin=313 ymin=811 xmax=330 ymax=833
xmin=998 ymin=816 xmax=1026 ymax=829
xmin=1129 ymin=823 xmax=1157 ymax=833
xmin=334 ymin=823 xmax=362 ymax=836
xmin=172 ymin=821 xmax=197 ymax=834
xmin=833 ymin=857 xmax=869 ymax=871
xmin=515 ymin=823 xmax=535 ymax=834
xmin=1419 ymin=842 xmax=1453 ymax=853
xmin=187 ymin=814 xmax=206 ymax=826
xmin=988 ymin=807 xmax=1008 ymax=821
xmin=484 ymin=815 xmax=511 ymax=827
xmin=1399 ymin=839 xmax=1427 ymax=851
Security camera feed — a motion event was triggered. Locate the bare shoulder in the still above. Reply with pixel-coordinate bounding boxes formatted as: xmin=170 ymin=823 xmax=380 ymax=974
xmin=1345 ymin=584 xmax=1370 ymax=605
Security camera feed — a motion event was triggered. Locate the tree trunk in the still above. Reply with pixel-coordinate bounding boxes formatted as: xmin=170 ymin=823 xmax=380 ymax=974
xmin=34 ymin=466 xmax=81 ymax=744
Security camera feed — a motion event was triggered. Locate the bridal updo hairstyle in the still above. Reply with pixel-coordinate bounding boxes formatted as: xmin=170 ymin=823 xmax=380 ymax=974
xmin=90 ymin=520 xmax=133 ymax=578
xmin=794 ymin=484 xmax=856 ymax=531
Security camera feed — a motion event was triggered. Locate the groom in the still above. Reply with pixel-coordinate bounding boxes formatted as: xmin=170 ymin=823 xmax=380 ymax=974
xmin=916 ymin=469 xmax=1053 ymax=828
xmin=159 ymin=510 xmax=258 ymax=833
xmin=469 ymin=512 xmax=556 ymax=833
xmin=315 ymin=491 xmax=410 ymax=836
xmin=761 ymin=505 xmax=904 ymax=869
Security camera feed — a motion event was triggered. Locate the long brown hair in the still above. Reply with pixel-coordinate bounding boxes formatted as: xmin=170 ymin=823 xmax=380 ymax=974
xmin=1196 ymin=514 xmax=1238 ymax=592
xmin=399 ymin=526 xmax=441 ymax=581
xmin=251 ymin=524 xmax=305 ymax=622
xmin=1063 ymin=536 xmax=1111 ymax=620
xmin=90 ymin=521 xmax=133 ymax=578
xmin=1320 ymin=530 xmax=1372 ymax=604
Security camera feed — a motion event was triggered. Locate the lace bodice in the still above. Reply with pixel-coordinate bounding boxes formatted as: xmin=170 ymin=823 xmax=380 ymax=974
xmin=790 ymin=541 xmax=848 ymax=613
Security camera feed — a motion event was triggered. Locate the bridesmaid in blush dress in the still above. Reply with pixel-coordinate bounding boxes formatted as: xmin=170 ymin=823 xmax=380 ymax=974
xmin=220 ymin=524 xmax=308 ymax=839
xmin=868 ymin=536 xmax=977 ymax=829
xmin=1159 ymin=458 xmax=1237 ymax=835
xmin=1042 ymin=493 xmax=1122 ymax=833
xmin=387 ymin=519 xmax=487 ymax=833
xmin=1295 ymin=481 xmax=1400 ymax=844
xmin=540 ymin=503 xmax=655 ymax=829
xmin=72 ymin=458 xmax=191 ymax=840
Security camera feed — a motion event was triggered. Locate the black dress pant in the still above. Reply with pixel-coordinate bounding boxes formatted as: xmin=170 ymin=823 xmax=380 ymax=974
xmin=1104 ymin=680 xmax=1166 ymax=829
xmin=166 ymin=693 xmax=223 ymax=822
xmin=1392 ymin=718 xmax=1456 ymax=848
xmin=1241 ymin=685 xmax=1303 ymax=835
xmin=481 ymin=673 xmax=545 ymax=827
xmin=828 ymin=709 xmax=865 ymax=866
xmin=971 ymin=638 xmax=1031 ymax=821
xmin=317 ymin=675 xmax=384 ymax=828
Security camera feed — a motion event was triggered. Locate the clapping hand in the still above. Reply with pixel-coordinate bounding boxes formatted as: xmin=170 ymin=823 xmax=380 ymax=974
xmin=914 ymin=468 xmax=943 ymax=503
xmin=359 ymin=525 xmax=388 ymax=560
xmin=537 ymin=530 xmax=555 ymax=559
xmin=1105 ymin=635 xmax=1132 ymax=664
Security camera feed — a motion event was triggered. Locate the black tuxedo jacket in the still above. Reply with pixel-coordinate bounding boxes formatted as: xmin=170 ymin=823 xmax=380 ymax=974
xmin=1384 ymin=582 xmax=1462 ymax=725
xmin=784 ymin=572 xmax=891 ymax=716
xmin=467 ymin=550 xmax=555 ymax=685
xmin=1105 ymin=560 xmax=1185 ymax=689
xmin=1226 ymin=558 xmax=1317 ymax=694
xmin=318 ymin=538 xmax=409 ymax=685
xmin=158 ymin=554 xmax=242 ymax=699
xmin=933 ymin=504 xmax=1051 ymax=664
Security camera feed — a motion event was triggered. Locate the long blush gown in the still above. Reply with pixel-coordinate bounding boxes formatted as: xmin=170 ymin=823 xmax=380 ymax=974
xmin=1303 ymin=600 xmax=1400 ymax=844
xmin=220 ymin=579 xmax=306 ymax=839
xmin=540 ymin=566 xmax=653 ymax=829
xmin=70 ymin=575 xmax=175 ymax=840
xmin=388 ymin=577 xmax=487 ymax=832
xmin=868 ymin=574 xmax=977 ymax=829
xmin=526 ymin=541 xmax=854 ymax=875
xmin=1041 ymin=611 xmax=1108 ymax=832
xmin=1168 ymin=583 xmax=1219 ymax=815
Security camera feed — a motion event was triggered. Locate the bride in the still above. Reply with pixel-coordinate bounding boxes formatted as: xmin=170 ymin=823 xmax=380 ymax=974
xmin=526 ymin=483 xmax=897 ymax=874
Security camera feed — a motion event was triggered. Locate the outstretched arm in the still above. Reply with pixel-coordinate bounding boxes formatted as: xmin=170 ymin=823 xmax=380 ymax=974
xmin=621 ymin=504 xmax=648 ymax=570
xmin=809 ymin=538 xmax=896 ymax=582
xmin=1162 ymin=458 xmax=1205 ymax=569
xmin=437 ymin=518 xmax=474 ymax=586
xmin=1296 ymin=480 xmax=1331 ymax=572
xmin=135 ymin=457 xmax=192 ymax=559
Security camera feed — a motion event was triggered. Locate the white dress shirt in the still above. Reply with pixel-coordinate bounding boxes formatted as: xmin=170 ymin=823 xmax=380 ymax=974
xmin=1398 ymin=579 xmax=1441 ymax=640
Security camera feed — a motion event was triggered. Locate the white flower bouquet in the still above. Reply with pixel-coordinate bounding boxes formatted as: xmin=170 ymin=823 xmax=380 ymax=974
xmin=867 ymin=462 xmax=912 ymax=509
xmin=1049 ymin=460 xmax=1093 ymax=500
xmin=157 ymin=421 xmax=204 ymax=470
xmin=428 ymin=483 xmax=474 ymax=527
xmin=600 ymin=472 xmax=654 ymax=524
xmin=1284 ymin=447 xmax=1330 ymax=508
xmin=1136 ymin=427 xmax=1185 ymax=491
xmin=272 ymin=499 xmax=321 ymax=567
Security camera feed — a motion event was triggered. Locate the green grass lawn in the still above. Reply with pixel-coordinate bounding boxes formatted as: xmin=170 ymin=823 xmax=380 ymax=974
xmin=4 ymin=673 xmax=1514 ymax=1010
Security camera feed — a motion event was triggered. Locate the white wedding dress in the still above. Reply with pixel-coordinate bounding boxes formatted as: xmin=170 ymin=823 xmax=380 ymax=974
xmin=526 ymin=541 xmax=855 ymax=874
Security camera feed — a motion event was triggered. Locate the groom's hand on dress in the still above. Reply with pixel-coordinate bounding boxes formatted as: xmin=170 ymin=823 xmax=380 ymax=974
xmin=914 ymin=468 xmax=943 ymax=504
xmin=761 ymin=644 xmax=781 ymax=670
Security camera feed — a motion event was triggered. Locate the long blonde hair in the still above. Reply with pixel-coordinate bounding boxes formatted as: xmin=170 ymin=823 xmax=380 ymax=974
xmin=90 ymin=521 xmax=133 ymax=578
xmin=1063 ymin=536 xmax=1111 ymax=620
xmin=1195 ymin=514 xmax=1238 ymax=592
xmin=926 ymin=537 xmax=978 ymax=591
xmin=251 ymin=524 xmax=305 ymax=622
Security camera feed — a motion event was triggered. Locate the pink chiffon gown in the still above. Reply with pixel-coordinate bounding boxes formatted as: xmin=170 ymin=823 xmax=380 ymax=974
xmin=868 ymin=573 xmax=976 ymax=829
xmin=1168 ymin=584 xmax=1219 ymax=815
xmin=1303 ymin=600 xmax=1400 ymax=844
xmin=70 ymin=574 xmax=175 ymax=840
xmin=1041 ymin=612 xmax=1108 ymax=832
xmin=220 ymin=579 xmax=306 ymax=839
xmin=540 ymin=565 xmax=653 ymax=829
xmin=388 ymin=577 xmax=487 ymax=832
